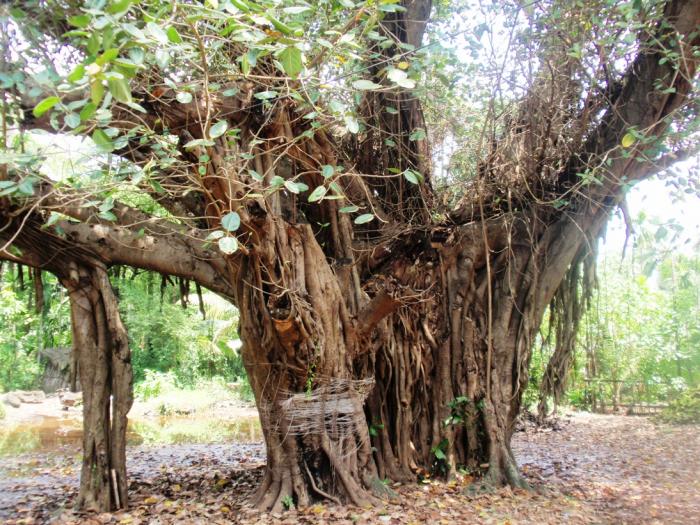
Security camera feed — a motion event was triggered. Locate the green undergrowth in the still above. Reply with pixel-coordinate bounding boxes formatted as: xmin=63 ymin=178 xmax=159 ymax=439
xmin=134 ymin=371 xmax=254 ymax=417
xmin=656 ymin=388 xmax=700 ymax=425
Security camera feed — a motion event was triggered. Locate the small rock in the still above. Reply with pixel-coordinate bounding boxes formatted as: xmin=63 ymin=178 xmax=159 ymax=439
xmin=18 ymin=390 xmax=46 ymax=404
xmin=59 ymin=391 xmax=83 ymax=407
xmin=3 ymin=392 xmax=22 ymax=408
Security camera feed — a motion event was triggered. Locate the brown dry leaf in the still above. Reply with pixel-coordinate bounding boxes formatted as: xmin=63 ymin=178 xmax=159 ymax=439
xmin=3 ymin=415 xmax=700 ymax=525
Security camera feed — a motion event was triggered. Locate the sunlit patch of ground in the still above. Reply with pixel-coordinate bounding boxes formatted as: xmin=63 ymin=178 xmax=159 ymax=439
xmin=1 ymin=413 xmax=698 ymax=524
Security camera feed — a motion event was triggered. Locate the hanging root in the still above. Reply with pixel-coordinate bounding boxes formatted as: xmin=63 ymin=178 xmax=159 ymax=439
xmin=304 ymin=460 xmax=342 ymax=505
xmin=538 ymin=237 xmax=599 ymax=420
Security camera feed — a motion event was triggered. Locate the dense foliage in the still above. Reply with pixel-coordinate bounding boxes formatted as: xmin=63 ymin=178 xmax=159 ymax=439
xmin=114 ymin=269 xmax=245 ymax=386
xmin=529 ymin=211 xmax=700 ymax=416
xmin=0 ymin=264 xmax=70 ymax=391
xmin=657 ymin=387 xmax=700 ymax=423
xmin=0 ymin=264 xmax=245 ymax=392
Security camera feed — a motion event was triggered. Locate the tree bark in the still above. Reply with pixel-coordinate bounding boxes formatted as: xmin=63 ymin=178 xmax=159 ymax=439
xmin=233 ymin=218 xmax=381 ymax=511
xmin=62 ymin=262 xmax=133 ymax=511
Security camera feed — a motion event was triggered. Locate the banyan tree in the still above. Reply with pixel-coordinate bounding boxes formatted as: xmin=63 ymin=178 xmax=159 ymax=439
xmin=1 ymin=0 xmax=699 ymax=513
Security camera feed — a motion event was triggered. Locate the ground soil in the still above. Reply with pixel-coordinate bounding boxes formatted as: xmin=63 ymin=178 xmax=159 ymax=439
xmin=0 ymin=412 xmax=698 ymax=524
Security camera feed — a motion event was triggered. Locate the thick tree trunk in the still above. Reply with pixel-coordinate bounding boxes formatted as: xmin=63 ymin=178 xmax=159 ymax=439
xmin=234 ymin=221 xmax=381 ymax=511
xmin=62 ymin=263 xmax=133 ymax=511
xmin=362 ymin=231 xmax=534 ymax=489
xmin=233 ymin=214 xmax=591 ymax=507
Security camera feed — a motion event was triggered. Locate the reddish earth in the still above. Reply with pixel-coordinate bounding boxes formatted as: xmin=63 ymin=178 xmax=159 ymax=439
xmin=1 ymin=412 xmax=698 ymax=524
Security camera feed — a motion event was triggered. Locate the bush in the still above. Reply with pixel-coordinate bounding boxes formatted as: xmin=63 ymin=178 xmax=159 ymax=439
xmin=567 ymin=387 xmax=588 ymax=409
xmin=117 ymin=275 xmax=245 ymax=386
xmin=134 ymin=370 xmax=177 ymax=400
xmin=657 ymin=388 xmax=700 ymax=424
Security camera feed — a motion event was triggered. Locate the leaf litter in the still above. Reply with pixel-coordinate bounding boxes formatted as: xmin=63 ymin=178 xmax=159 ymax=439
xmin=1 ymin=413 xmax=698 ymax=524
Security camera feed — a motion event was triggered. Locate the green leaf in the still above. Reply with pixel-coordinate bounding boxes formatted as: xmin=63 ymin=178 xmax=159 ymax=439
xmin=91 ymin=80 xmax=105 ymax=106
xmin=166 ymin=26 xmax=183 ymax=44
xmin=379 ymin=2 xmax=406 ymax=12
xmin=126 ymin=101 xmax=147 ymax=114
xmin=409 ymin=128 xmax=426 ymax=141
xmin=321 ymin=165 xmax=335 ymax=178
xmin=176 ymin=92 xmax=193 ymax=104
xmin=329 ymin=99 xmax=344 ymax=113
xmin=96 ymin=48 xmax=119 ymax=65
xmin=240 ymin=52 xmax=252 ymax=76
xmin=128 ymin=47 xmax=144 ymax=64
xmin=146 ymin=22 xmax=168 ymax=44
xmin=218 ymin=236 xmax=239 ymax=254
xmin=354 ymin=213 xmax=374 ymax=224
xmin=352 ymin=79 xmax=382 ymax=90
xmin=386 ymin=68 xmax=415 ymax=89
xmin=67 ymin=64 xmax=85 ymax=83
xmin=45 ymin=211 xmax=62 ymax=227
xmin=344 ymin=115 xmax=360 ymax=134
xmin=270 ymin=175 xmax=285 ymax=188
xmin=98 ymin=210 xmax=117 ymax=221
xmin=98 ymin=199 xmax=114 ymax=213
xmin=403 ymin=169 xmax=422 ymax=185
xmin=308 ymin=185 xmax=327 ymax=203
xmin=621 ymin=133 xmax=636 ymax=148
xmin=86 ymin=32 xmax=100 ymax=55
xmin=107 ymin=77 xmax=132 ymax=103
xmin=80 ymin=102 xmax=97 ymax=121
xmin=339 ymin=205 xmax=359 ymax=213
xmin=248 ymin=169 xmax=263 ymax=181
xmin=284 ymin=180 xmax=302 ymax=194
xmin=278 ymin=46 xmax=303 ymax=78
xmin=92 ymin=129 xmax=114 ymax=152
xmin=107 ymin=0 xmax=132 ymax=14
xmin=265 ymin=15 xmax=295 ymax=36
xmin=68 ymin=15 xmax=90 ymax=28
xmin=328 ymin=181 xmax=343 ymax=196
xmin=184 ymin=138 xmax=215 ymax=149
xmin=209 ymin=120 xmax=228 ymax=139
xmin=221 ymin=211 xmax=241 ymax=232
xmin=206 ymin=230 xmax=225 ymax=241
xmin=18 ymin=178 xmax=35 ymax=196
xmin=254 ymin=90 xmax=278 ymax=100
xmin=283 ymin=6 xmax=311 ymax=14
xmin=64 ymin=113 xmax=81 ymax=128
xmin=32 ymin=96 xmax=60 ymax=118
xmin=0 ymin=183 xmax=17 ymax=197
xmin=122 ymin=24 xmax=146 ymax=41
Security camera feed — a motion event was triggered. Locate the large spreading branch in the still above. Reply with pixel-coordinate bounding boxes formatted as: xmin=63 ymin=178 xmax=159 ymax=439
xmin=0 ymin=202 xmax=236 ymax=299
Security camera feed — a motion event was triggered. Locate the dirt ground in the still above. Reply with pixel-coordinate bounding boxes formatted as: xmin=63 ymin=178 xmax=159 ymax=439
xmin=1 ymin=412 xmax=698 ymax=524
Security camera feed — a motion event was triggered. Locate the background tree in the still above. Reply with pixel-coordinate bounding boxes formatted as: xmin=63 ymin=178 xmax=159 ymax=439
xmin=533 ymin=211 xmax=700 ymax=415
xmin=1 ymin=0 xmax=699 ymax=512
